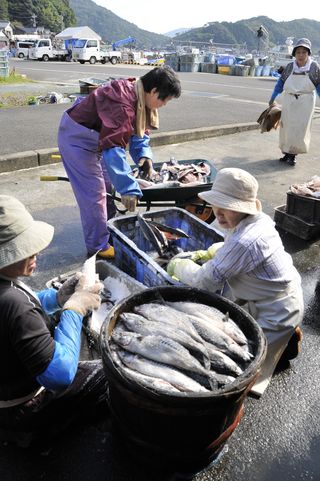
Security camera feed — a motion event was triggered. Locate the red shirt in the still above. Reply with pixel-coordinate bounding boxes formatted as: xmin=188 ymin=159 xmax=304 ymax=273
xmin=69 ymin=78 xmax=137 ymax=150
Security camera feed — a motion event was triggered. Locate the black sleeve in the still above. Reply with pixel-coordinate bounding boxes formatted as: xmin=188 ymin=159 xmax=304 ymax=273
xmin=8 ymin=291 xmax=55 ymax=378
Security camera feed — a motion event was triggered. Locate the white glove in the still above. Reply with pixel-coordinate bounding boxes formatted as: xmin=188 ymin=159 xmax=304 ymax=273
xmin=170 ymin=242 xmax=224 ymax=264
xmin=167 ymin=258 xmax=224 ymax=292
xmin=167 ymin=258 xmax=200 ymax=285
xmin=121 ymin=195 xmax=138 ymax=212
xmin=63 ymin=274 xmax=103 ymax=317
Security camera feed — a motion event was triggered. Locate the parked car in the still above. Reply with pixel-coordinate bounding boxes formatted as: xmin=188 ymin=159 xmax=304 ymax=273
xmin=16 ymin=41 xmax=35 ymax=59
xmin=72 ymin=38 xmax=121 ymax=64
xmin=29 ymin=39 xmax=68 ymax=61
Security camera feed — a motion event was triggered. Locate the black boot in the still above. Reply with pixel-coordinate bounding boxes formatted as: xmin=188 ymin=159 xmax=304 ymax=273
xmin=279 ymin=153 xmax=290 ymax=162
xmin=286 ymin=154 xmax=296 ymax=166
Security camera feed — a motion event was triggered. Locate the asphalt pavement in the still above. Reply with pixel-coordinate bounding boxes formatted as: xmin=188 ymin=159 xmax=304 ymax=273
xmin=0 ymin=107 xmax=320 ymax=480
xmin=1 ymin=64 xmax=320 ymax=479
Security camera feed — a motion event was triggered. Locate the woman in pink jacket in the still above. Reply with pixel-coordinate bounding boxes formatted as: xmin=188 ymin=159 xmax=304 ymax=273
xmin=58 ymin=66 xmax=181 ymax=258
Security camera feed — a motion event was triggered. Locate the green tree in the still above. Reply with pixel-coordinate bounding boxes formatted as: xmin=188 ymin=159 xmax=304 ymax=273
xmin=8 ymin=0 xmax=35 ymax=27
xmin=0 ymin=0 xmax=9 ymax=20
xmin=33 ymin=0 xmax=63 ymax=31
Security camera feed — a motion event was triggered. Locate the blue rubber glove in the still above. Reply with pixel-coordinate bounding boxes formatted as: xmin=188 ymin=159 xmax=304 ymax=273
xmin=129 ymin=134 xmax=153 ymax=164
xmin=102 ymin=146 xmax=142 ymax=197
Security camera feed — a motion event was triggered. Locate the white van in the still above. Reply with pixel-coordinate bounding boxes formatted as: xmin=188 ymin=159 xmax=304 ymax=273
xmin=72 ymin=38 xmax=121 ymax=64
xmin=16 ymin=41 xmax=35 ymax=59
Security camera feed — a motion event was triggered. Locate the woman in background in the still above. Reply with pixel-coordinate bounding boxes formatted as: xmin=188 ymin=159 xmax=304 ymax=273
xmin=269 ymin=38 xmax=320 ymax=166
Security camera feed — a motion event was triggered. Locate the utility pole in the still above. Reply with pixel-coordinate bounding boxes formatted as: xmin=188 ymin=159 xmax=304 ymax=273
xmin=257 ymin=25 xmax=268 ymax=56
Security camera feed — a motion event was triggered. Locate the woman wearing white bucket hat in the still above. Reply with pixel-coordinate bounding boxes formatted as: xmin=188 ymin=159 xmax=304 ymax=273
xmin=269 ymin=37 xmax=320 ymax=166
xmin=0 ymin=195 xmax=108 ymax=448
xmin=168 ymin=168 xmax=304 ymax=396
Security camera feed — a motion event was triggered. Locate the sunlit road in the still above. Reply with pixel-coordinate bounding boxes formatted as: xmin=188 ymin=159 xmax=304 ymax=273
xmin=1 ymin=58 xmax=277 ymax=155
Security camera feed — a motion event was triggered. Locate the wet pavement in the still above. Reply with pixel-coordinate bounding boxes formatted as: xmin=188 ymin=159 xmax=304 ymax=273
xmin=0 ymin=121 xmax=320 ymax=480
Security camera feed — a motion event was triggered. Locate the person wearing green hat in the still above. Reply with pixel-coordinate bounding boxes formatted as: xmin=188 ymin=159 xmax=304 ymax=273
xmin=0 ymin=195 xmax=108 ymax=448
xmin=269 ymin=37 xmax=320 ymax=166
xmin=167 ymin=168 xmax=304 ymax=396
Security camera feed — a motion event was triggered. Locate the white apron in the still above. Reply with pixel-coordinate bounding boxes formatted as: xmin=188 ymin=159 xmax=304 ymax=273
xmin=228 ymin=273 xmax=304 ymax=396
xmin=279 ymin=72 xmax=316 ymax=154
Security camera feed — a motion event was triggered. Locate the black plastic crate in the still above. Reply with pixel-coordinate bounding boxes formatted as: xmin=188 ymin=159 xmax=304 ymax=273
xmin=274 ymin=205 xmax=320 ymax=240
xmin=286 ymin=191 xmax=320 ymax=224
xmin=108 ymin=207 xmax=223 ymax=287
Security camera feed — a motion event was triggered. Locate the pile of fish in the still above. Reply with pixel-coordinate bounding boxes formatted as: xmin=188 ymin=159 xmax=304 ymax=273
xmin=137 ymin=212 xmax=189 ymax=264
xmin=109 ymin=301 xmax=253 ymax=395
xmin=132 ymin=159 xmax=211 ymax=190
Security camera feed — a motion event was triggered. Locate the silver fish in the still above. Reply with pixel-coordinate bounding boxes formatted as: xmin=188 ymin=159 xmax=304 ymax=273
xmin=204 ymin=342 xmax=243 ymax=377
xmin=187 ymin=314 xmax=252 ymax=363
xmin=117 ymin=362 xmax=181 ymax=394
xmin=111 ymin=330 xmax=211 ymax=379
xmin=134 ymin=303 xmax=204 ymax=344
xmin=115 ymin=349 xmax=209 ymax=393
xmin=137 ymin=212 xmax=164 ymax=256
xmin=119 ymin=312 xmax=210 ymax=369
xmin=167 ymin=301 xmax=248 ymax=346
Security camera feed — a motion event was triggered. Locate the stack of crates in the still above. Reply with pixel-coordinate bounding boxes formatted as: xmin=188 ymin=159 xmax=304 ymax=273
xmin=274 ymin=191 xmax=320 ymax=240
xmin=0 ymin=50 xmax=9 ymax=78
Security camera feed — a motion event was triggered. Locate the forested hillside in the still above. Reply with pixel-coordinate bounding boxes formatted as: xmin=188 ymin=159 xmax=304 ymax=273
xmin=1 ymin=0 xmax=319 ymax=53
xmin=176 ymin=16 xmax=320 ymax=52
xmin=1 ymin=0 xmax=76 ymax=33
xmin=69 ymin=0 xmax=169 ymax=48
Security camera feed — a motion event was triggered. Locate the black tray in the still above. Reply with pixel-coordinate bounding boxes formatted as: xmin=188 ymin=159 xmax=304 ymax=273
xmin=139 ymin=159 xmax=216 ymax=203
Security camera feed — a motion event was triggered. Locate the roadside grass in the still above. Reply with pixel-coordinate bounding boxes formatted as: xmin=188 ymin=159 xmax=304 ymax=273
xmin=0 ymin=68 xmax=36 ymax=108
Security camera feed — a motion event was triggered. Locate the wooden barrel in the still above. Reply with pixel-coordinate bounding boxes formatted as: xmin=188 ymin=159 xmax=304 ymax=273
xmin=100 ymin=286 xmax=266 ymax=474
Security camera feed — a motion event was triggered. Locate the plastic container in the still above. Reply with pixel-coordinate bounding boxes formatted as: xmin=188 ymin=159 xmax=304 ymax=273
xmin=216 ymin=55 xmax=235 ymax=66
xmin=0 ymin=66 xmax=9 ymax=78
xmin=255 ymin=65 xmax=263 ymax=76
xmin=286 ymin=191 xmax=320 ymax=224
xmin=179 ymin=62 xmax=200 ymax=72
xmin=261 ymin=65 xmax=271 ymax=76
xmin=0 ymin=50 xmax=9 ymax=78
xmin=274 ymin=205 xmax=320 ymax=240
xmin=107 ymin=207 xmax=223 ymax=287
xmin=100 ymin=286 xmax=266 ymax=474
xmin=46 ymin=260 xmax=146 ymax=356
xmin=234 ymin=65 xmax=250 ymax=76
xmin=218 ymin=65 xmax=232 ymax=75
xmin=200 ymin=62 xmax=217 ymax=73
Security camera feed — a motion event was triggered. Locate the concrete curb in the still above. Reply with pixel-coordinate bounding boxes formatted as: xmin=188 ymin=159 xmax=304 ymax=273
xmin=150 ymin=122 xmax=259 ymax=147
xmin=0 ymin=122 xmax=259 ymax=174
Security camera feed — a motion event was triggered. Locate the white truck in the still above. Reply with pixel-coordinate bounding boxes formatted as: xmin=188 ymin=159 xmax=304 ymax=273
xmin=29 ymin=38 xmax=68 ymax=61
xmin=72 ymin=39 xmax=121 ymax=65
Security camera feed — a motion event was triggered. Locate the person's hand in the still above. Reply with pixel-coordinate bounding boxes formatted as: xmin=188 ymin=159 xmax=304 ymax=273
xmin=63 ymin=274 xmax=103 ymax=317
xmin=167 ymin=258 xmax=200 ymax=284
xmin=138 ymin=157 xmax=154 ymax=179
xmin=57 ymin=272 xmax=82 ymax=307
xmin=121 ymin=195 xmax=138 ymax=212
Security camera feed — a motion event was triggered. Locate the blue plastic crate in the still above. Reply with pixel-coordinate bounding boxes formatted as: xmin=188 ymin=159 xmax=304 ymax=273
xmin=108 ymin=207 xmax=223 ymax=287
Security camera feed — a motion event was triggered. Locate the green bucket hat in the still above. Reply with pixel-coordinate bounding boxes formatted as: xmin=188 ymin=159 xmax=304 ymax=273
xmin=0 ymin=195 xmax=54 ymax=270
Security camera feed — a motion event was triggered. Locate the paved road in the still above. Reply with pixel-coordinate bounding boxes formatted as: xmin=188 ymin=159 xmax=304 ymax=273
xmin=1 ymin=58 xmax=278 ymax=155
xmin=1 ymin=59 xmax=320 ymax=480
xmin=0 ymin=123 xmax=320 ymax=481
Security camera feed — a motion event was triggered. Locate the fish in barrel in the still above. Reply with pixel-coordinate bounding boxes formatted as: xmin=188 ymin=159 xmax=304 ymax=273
xmin=109 ymin=300 xmax=254 ymax=395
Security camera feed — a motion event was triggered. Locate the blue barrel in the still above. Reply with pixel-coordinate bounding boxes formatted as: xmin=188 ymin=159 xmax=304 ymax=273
xmin=262 ymin=65 xmax=271 ymax=76
xmin=255 ymin=65 xmax=263 ymax=76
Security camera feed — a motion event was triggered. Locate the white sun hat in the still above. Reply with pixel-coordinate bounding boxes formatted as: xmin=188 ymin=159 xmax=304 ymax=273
xmin=198 ymin=168 xmax=262 ymax=215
